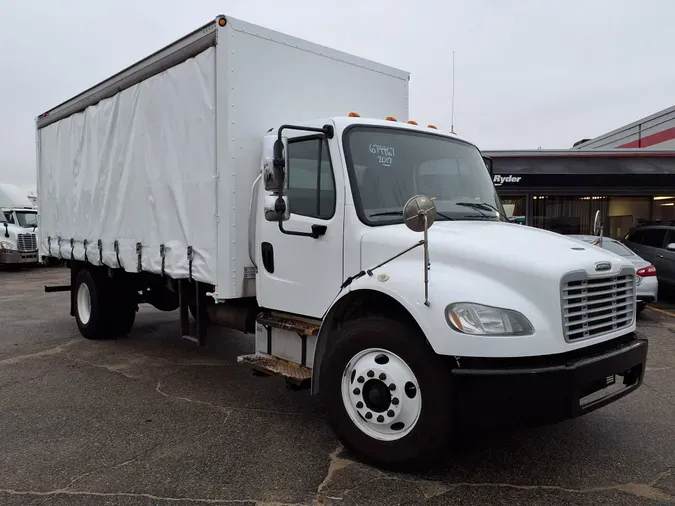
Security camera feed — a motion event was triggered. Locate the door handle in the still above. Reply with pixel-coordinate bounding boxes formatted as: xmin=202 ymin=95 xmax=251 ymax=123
xmin=657 ymin=254 xmax=664 ymax=258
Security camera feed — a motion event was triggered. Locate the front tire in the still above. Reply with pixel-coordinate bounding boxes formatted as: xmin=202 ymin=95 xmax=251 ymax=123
xmin=321 ymin=316 xmax=453 ymax=470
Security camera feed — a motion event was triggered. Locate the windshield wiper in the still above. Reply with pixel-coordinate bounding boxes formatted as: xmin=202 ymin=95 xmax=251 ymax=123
xmin=369 ymin=210 xmax=455 ymax=221
xmin=369 ymin=211 xmax=403 ymax=217
xmin=455 ymin=202 xmax=511 ymax=222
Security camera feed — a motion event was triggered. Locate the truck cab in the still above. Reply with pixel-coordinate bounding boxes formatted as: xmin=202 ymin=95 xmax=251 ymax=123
xmin=0 ymin=184 xmax=39 ymax=265
xmin=248 ymin=115 xmax=647 ymax=467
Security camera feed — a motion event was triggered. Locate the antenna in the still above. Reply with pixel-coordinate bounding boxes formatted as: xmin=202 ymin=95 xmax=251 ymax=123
xmin=450 ymin=51 xmax=456 ymax=134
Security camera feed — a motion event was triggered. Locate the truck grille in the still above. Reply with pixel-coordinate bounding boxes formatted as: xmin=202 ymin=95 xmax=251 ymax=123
xmin=17 ymin=234 xmax=38 ymax=252
xmin=561 ymin=268 xmax=635 ymax=342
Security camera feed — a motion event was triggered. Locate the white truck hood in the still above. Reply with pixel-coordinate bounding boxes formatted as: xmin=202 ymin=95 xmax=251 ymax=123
xmin=357 ymin=220 xmax=637 ymax=358
xmin=360 ymin=220 xmax=633 ymax=281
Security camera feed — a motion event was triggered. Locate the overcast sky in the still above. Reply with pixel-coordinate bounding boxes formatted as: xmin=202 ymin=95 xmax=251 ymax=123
xmin=2 ymin=0 xmax=674 ymax=193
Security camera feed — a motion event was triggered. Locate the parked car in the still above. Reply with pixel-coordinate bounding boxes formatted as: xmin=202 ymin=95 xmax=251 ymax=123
xmin=568 ymin=235 xmax=658 ymax=315
xmin=622 ymin=222 xmax=675 ymax=295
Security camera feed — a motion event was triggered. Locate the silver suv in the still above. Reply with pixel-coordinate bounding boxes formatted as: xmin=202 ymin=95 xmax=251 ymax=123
xmin=622 ymin=222 xmax=675 ymax=294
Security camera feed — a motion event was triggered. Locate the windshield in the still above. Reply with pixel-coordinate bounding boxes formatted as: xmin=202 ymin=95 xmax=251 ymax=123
xmin=15 ymin=211 xmax=37 ymax=228
xmin=343 ymin=126 xmax=503 ymax=225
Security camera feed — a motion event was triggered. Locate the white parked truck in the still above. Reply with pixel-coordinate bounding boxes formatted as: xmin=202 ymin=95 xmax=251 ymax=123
xmin=0 ymin=183 xmax=39 ymax=265
xmin=37 ymin=15 xmax=648 ymax=468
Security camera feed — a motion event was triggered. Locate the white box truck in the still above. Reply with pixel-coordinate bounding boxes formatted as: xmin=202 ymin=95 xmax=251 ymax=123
xmin=36 ymin=14 xmax=648 ymax=469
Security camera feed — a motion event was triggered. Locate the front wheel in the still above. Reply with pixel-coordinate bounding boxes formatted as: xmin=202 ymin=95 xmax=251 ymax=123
xmin=321 ymin=316 xmax=453 ymax=470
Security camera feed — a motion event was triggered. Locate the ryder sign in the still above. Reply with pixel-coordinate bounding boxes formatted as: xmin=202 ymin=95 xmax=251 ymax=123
xmin=493 ymin=174 xmax=522 ymax=186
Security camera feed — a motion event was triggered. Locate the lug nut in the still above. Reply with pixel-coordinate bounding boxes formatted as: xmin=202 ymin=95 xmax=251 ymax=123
xmin=387 ymin=410 xmax=395 ymax=417
xmin=377 ymin=415 xmax=384 ymax=423
xmin=389 ymin=383 xmax=396 ymax=391
xmin=353 ymin=388 xmax=360 ymax=395
xmin=365 ymin=412 xmax=372 ymax=419
xmin=356 ymin=401 xmax=363 ymax=409
xmin=367 ymin=370 xmax=374 ymax=378
xmin=357 ymin=376 xmax=365 ymax=384
xmin=392 ymin=397 xmax=399 ymax=405
xmin=379 ymin=373 xmax=386 ymax=380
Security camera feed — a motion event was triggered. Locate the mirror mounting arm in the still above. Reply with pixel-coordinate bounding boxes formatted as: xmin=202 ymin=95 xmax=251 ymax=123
xmin=278 ymin=221 xmax=326 ymax=239
xmin=274 ymin=197 xmax=327 ymax=239
xmin=277 ymin=123 xmax=334 ymax=143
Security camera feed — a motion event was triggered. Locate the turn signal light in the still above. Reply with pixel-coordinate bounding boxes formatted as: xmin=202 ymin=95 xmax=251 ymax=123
xmin=385 ymin=116 xmax=397 ymax=121
xmin=637 ymin=265 xmax=656 ymax=277
xmin=348 ymin=112 xmax=361 ymax=117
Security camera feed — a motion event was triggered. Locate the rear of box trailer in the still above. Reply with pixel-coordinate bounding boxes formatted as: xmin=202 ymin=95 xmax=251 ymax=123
xmin=36 ymin=15 xmax=409 ymax=299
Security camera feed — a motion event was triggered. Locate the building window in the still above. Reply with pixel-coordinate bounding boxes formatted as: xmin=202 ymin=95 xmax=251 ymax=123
xmin=652 ymin=196 xmax=675 ymax=223
xmin=532 ymin=196 xmax=607 ymax=235
xmin=500 ymin=196 xmax=526 ymax=224
xmin=608 ymin=197 xmax=652 ymax=239
xmin=287 ymin=137 xmax=336 ymax=219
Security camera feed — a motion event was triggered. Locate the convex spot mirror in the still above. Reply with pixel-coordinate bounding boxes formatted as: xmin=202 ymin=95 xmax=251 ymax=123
xmin=263 ymin=136 xmax=289 ymax=193
xmin=593 ymin=210 xmax=602 ymax=235
xmin=403 ymin=195 xmax=437 ymax=232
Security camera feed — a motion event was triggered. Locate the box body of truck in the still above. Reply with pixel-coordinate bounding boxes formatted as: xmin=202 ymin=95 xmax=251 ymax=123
xmin=36 ymin=15 xmax=409 ymax=297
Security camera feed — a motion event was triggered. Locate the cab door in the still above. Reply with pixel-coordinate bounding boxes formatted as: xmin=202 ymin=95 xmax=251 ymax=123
xmin=256 ymin=127 xmax=345 ymax=319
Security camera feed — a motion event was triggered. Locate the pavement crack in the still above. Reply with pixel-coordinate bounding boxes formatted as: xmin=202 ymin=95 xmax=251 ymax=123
xmin=314 ymin=445 xmax=356 ymax=505
xmin=156 ymin=380 xmax=232 ymax=413
xmin=155 ymin=380 xmax=302 ymax=416
xmin=364 ymin=467 xmax=675 ymax=503
xmin=65 ymin=442 xmax=165 ymax=490
xmin=0 ymin=489 xmax=262 ymax=503
xmin=0 ymin=339 xmax=78 ymax=366
xmin=65 ymin=353 xmax=143 ymax=379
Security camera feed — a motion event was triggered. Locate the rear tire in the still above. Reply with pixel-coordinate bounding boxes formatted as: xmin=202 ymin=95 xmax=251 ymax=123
xmin=74 ymin=269 xmax=113 ymax=340
xmin=321 ymin=316 xmax=453 ymax=470
xmin=74 ymin=268 xmax=137 ymax=339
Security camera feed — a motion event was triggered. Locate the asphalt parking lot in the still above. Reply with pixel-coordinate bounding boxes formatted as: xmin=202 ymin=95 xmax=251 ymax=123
xmin=1 ymin=267 xmax=675 ymax=505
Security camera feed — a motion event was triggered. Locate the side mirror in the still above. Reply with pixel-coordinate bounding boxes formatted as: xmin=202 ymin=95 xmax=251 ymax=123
xmin=667 ymin=243 xmax=675 ymax=251
xmin=263 ymin=136 xmax=289 ymax=193
xmin=264 ymin=195 xmax=290 ymax=222
xmin=482 ymin=156 xmax=493 ymax=175
xmin=593 ymin=210 xmax=602 ymax=236
xmin=403 ymin=195 xmax=437 ymax=232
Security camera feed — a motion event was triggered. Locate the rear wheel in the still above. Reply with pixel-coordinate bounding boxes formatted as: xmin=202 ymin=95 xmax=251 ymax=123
xmin=74 ymin=269 xmax=112 ymax=339
xmin=74 ymin=268 xmax=136 ymax=339
xmin=321 ymin=316 xmax=452 ymax=470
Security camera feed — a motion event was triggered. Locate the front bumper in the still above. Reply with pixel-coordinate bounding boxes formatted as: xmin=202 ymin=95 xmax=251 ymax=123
xmin=0 ymin=250 xmax=39 ymax=264
xmin=452 ymin=332 xmax=648 ymax=426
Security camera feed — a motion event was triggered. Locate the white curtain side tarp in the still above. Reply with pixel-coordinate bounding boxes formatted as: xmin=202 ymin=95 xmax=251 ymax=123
xmin=38 ymin=47 xmax=217 ymax=284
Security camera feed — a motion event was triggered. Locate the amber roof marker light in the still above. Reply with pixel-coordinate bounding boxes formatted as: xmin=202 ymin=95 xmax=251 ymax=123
xmin=385 ymin=116 xmax=397 ymax=122
xmin=407 ymin=120 xmax=418 ymax=125
xmin=218 ymin=17 xmax=227 ymax=27
xmin=348 ymin=112 xmax=361 ymax=117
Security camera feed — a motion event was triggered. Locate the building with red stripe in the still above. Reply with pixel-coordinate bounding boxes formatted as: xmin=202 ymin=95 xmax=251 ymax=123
xmin=482 ymin=105 xmax=675 ymax=237
xmin=573 ymin=105 xmax=675 ymax=150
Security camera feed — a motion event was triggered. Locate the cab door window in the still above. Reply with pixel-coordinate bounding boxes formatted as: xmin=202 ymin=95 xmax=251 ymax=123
xmin=287 ymin=137 xmax=336 ymax=220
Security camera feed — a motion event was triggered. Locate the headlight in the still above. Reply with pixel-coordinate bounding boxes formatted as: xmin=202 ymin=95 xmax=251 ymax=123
xmin=0 ymin=241 xmax=17 ymax=251
xmin=445 ymin=302 xmax=534 ymax=336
